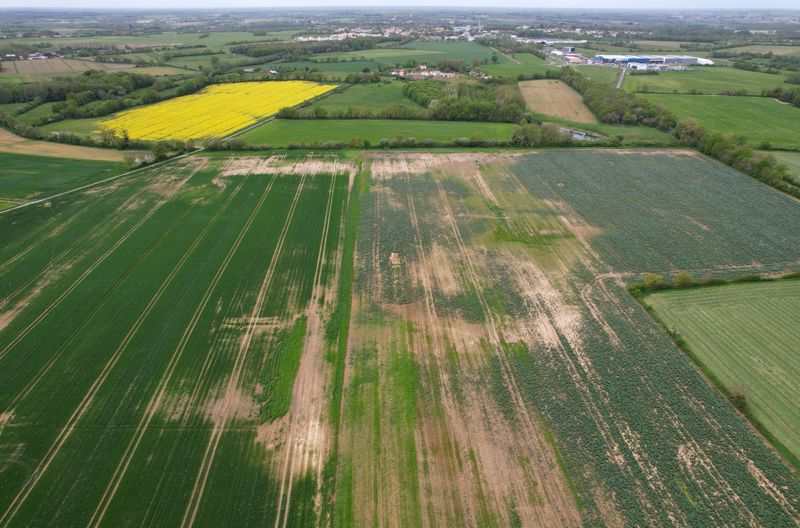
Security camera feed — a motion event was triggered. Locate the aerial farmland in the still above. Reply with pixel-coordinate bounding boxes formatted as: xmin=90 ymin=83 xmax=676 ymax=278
xmin=1 ymin=6 xmax=800 ymax=528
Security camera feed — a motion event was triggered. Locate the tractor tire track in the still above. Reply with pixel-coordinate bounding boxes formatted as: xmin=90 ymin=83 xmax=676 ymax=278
xmin=180 ymin=172 xmax=308 ymax=528
xmin=86 ymin=174 xmax=251 ymax=528
xmin=0 ymin=164 xmax=201 ymax=526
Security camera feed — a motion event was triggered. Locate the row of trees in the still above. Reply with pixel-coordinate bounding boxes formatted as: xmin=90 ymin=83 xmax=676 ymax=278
xmin=762 ymin=85 xmax=800 ymax=108
xmin=0 ymin=70 xmax=158 ymax=104
xmin=559 ymin=68 xmax=678 ymax=130
xmin=229 ymin=38 xmax=378 ymax=60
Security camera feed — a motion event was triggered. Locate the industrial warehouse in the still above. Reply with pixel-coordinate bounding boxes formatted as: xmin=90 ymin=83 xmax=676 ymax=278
xmin=594 ymin=54 xmax=715 ymax=69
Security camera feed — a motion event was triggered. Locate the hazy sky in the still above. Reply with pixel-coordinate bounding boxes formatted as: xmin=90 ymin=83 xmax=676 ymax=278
xmin=5 ymin=0 xmax=800 ymax=9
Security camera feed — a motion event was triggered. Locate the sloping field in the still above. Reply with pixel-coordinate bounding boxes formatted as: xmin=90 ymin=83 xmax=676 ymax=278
xmin=0 ymin=154 xmax=355 ymax=526
xmin=645 ymin=280 xmax=800 ymax=465
xmin=0 ymin=128 xmax=144 ymax=162
xmin=519 ymin=79 xmax=597 ymax=123
xmin=624 ymin=66 xmax=790 ymax=95
xmin=100 ymin=81 xmax=336 ymax=140
xmin=0 ymin=152 xmax=124 ymax=210
xmin=640 ymin=94 xmax=800 ymax=149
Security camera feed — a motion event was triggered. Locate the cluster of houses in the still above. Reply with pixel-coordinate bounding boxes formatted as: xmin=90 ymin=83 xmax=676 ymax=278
xmin=3 ymin=51 xmax=58 ymax=61
xmin=390 ymin=64 xmax=491 ymax=80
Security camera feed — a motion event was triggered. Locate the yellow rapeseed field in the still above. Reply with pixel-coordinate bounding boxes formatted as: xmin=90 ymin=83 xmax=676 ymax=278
xmin=100 ymin=81 xmax=336 ymax=141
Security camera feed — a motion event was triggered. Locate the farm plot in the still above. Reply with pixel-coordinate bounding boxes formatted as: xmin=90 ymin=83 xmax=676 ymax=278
xmin=640 ymin=94 xmax=800 ymax=149
xmin=303 ymin=81 xmax=423 ymax=114
xmin=0 ymin=153 xmax=355 ymax=527
xmin=519 ymin=79 xmax=597 ymax=123
xmin=644 ymin=280 xmax=800 ymax=465
xmin=100 ymin=81 xmax=336 ymax=141
xmin=239 ymin=119 xmax=515 ymax=146
xmin=624 ymin=66 xmax=790 ymax=95
xmin=0 ymin=152 xmax=124 ymax=210
xmin=480 ymin=53 xmax=555 ymax=79
xmin=333 ymin=150 xmax=800 ymax=527
xmin=512 ymin=148 xmax=800 ymax=273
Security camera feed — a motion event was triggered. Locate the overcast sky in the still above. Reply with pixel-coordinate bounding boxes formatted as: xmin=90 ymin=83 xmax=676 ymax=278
xmin=5 ymin=0 xmax=800 ymax=9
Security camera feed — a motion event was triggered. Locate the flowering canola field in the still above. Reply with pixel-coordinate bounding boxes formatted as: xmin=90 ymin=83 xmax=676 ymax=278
xmin=100 ymin=81 xmax=336 ymax=141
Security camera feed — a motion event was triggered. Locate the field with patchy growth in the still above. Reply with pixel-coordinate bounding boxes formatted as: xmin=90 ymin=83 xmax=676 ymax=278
xmin=2 ymin=148 xmax=800 ymax=526
xmin=645 ymin=279 xmax=800 ymax=466
xmin=333 ymin=149 xmax=800 ymax=526
xmin=101 ymin=81 xmax=336 ymax=140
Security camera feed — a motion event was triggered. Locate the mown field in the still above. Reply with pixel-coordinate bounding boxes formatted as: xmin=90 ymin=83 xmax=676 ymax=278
xmin=0 ymin=153 xmax=354 ymax=526
xmin=518 ymin=79 xmax=597 ymax=123
xmin=239 ymin=118 xmax=515 ymax=146
xmin=624 ymin=66 xmax=790 ymax=95
xmin=0 ymin=152 xmax=124 ymax=210
xmin=641 ymin=94 xmax=800 ymax=149
xmin=645 ymin=280 xmax=800 ymax=466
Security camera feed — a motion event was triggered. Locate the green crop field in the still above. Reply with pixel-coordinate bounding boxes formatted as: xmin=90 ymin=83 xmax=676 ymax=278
xmin=38 ymin=116 xmax=106 ymax=137
xmin=304 ymin=81 xmax=422 ymax=113
xmin=1 ymin=31 xmax=290 ymax=51
xmin=239 ymin=118 xmax=515 ymax=145
xmin=0 ymin=152 xmax=124 ymax=209
xmin=645 ymin=280 xmax=800 ymax=465
xmin=479 ymin=53 xmax=555 ymax=78
xmin=640 ymin=94 xmax=800 ymax=149
xmin=511 ymin=149 xmax=800 ymax=272
xmin=723 ymin=45 xmax=800 ymax=56
xmin=0 ymin=153 xmax=353 ymax=526
xmin=624 ymin=66 xmax=790 ymax=95
xmin=267 ymin=59 xmax=382 ymax=74
xmin=316 ymin=40 xmax=511 ymax=66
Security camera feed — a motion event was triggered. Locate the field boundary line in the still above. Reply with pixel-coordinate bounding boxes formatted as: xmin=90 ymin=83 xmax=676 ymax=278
xmin=86 ymin=174 xmax=251 ymax=528
xmin=0 ymin=148 xmax=203 ymax=216
xmin=0 ymin=163 xmax=203 ymax=527
xmin=180 ymin=171 xmax=309 ymax=528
